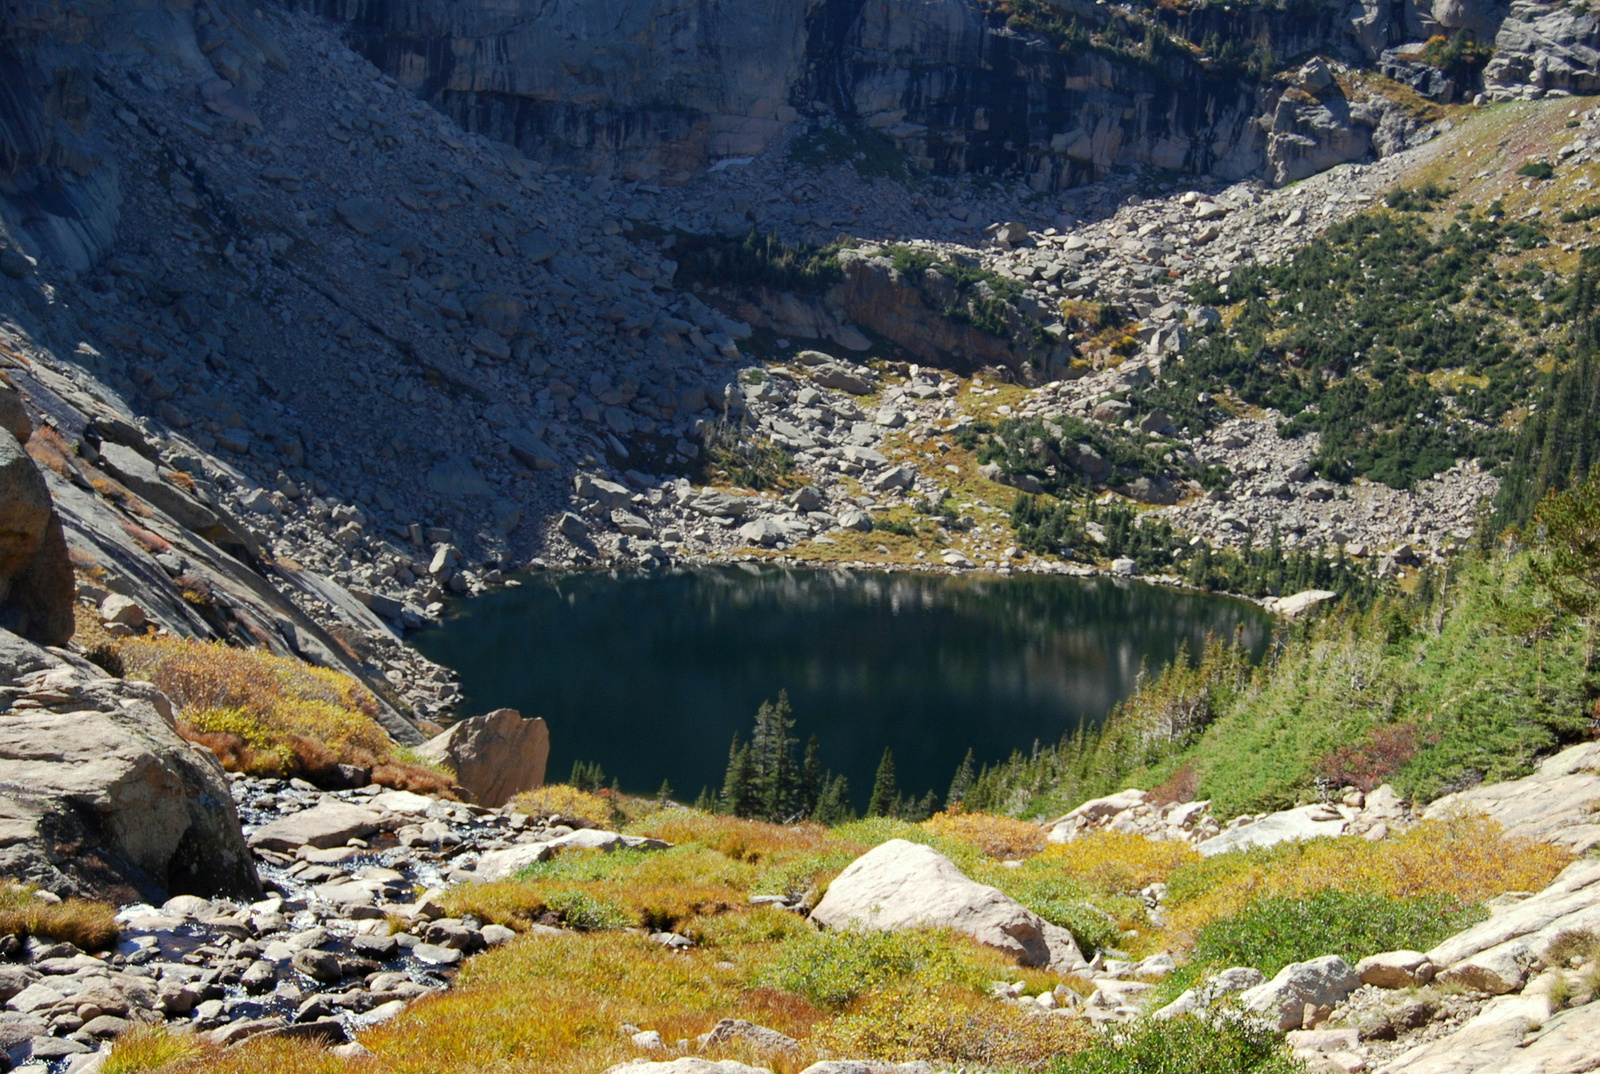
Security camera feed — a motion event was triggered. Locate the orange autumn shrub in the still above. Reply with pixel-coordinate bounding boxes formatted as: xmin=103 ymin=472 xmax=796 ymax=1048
xmin=1029 ymin=830 xmax=1202 ymax=894
xmin=922 ymin=809 xmax=1048 ymax=860
xmin=1165 ymin=812 xmax=1572 ymax=940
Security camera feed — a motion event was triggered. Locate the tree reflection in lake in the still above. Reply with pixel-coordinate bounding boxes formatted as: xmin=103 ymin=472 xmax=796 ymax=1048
xmin=413 ymin=566 xmax=1272 ymax=809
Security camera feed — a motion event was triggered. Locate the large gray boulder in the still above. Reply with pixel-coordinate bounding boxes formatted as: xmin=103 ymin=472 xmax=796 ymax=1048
xmin=415 ymin=708 xmax=549 ymax=807
xmin=1239 ymin=955 xmax=1361 ymax=1030
xmin=0 ymin=631 xmax=259 ymax=901
xmin=95 ymin=441 xmax=228 ymax=536
xmin=0 ymin=428 xmax=73 ymax=646
xmin=810 ymin=839 xmax=1085 ymax=971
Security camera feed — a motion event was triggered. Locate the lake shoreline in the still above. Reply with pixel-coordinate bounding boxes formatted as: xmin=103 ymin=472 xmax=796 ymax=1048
xmin=414 ymin=565 xmax=1274 ymax=806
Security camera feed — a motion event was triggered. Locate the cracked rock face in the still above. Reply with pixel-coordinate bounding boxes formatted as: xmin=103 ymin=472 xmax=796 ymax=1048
xmin=0 ymin=427 xmax=73 ymax=646
xmin=0 ymin=631 xmax=261 ymax=902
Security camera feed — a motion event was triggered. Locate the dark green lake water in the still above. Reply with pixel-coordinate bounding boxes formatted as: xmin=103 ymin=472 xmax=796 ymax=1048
xmin=412 ymin=567 xmax=1273 ymax=808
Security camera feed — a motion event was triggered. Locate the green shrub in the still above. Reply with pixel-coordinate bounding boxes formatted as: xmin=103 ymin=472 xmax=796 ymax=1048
xmin=1191 ymin=889 xmax=1483 ymax=976
xmin=1051 ymin=1011 xmax=1305 ymax=1074
xmin=1518 ymin=161 xmax=1556 ymax=181
xmin=1384 ymin=182 xmax=1455 ymax=212
xmin=789 ymin=124 xmax=908 ymax=180
xmin=1169 ymin=209 xmax=1554 ymax=490
xmin=761 ymin=928 xmax=988 ymax=1007
xmin=0 ymin=882 xmax=119 ymax=951
xmin=989 ymin=875 xmax=1128 ymax=956
xmin=672 ymin=230 xmax=846 ymax=294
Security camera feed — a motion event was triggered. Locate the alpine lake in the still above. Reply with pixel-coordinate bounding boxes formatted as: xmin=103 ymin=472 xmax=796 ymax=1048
xmin=412 ymin=566 xmax=1274 ymax=808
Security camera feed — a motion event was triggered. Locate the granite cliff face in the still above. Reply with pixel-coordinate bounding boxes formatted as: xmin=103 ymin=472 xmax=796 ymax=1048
xmin=292 ymin=0 xmax=813 ymax=181
xmin=280 ymin=0 xmax=1590 ymax=189
xmin=820 ymin=0 xmax=1268 ymax=186
xmin=293 ymin=0 xmax=1277 ymax=184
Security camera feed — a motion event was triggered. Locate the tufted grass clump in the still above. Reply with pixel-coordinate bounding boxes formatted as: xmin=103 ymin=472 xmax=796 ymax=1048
xmin=760 ymin=927 xmax=997 ymax=1008
xmin=1029 ymin=830 xmax=1203 ymax=895
xmin=116 ymin=637 xmax=454 ymax=794
xmin=442 ymin=846 xmax=755 ymax=933
xmin=814 ymin=984 xmax=1092 ymax=1069
xmin=683 ymin=904 xmax=815 ymax=947
xmin=633 ymin=808 xmax=836 ymax=864
xmin=363 ymin=930 xmax=825 ymax=1074
xmin=0 ymin=881 xmax=119 ymax=951
xmin=102 ymin=1035 xmax=362 ymax=1074
xmin=102 ymin=1026 xmax=204 ymax=1073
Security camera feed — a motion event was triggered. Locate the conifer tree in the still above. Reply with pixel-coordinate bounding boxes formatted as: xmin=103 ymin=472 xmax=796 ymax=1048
xmin=721 ymin=734 xmax=758 ymax=817
xmin=749 ymin=690 xmax=799 ymax=821
xmin=800 ymin=734 xmax=824 ymax=819
xmin=815 ymin=774 xmax=853 ymax=825
xmin=570 ymin=760 xmax=605 ymax=792
xmin=867 ymin=748 xmax=899 ymax=818
xmin=946 ymin=748 xmax=975 ymax=810
xmin=693 ymin=785 xmax=716 ymax=813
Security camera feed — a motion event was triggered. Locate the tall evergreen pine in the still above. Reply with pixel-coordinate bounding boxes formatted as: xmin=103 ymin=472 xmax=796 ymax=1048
xmin=867 ymin=748 xmax=899 ymax=818
xmin=815 ymin=774 xmax=852 ymax=825
xmin=721 ymin=734 xmax=758 ymax=817
xmin=799 ymin=734 xmax=824 ymax=819
xmin=749 ymin=691 xmax=799 ymax=822
xmin=946 ymin=748 xmax=975 ymax=810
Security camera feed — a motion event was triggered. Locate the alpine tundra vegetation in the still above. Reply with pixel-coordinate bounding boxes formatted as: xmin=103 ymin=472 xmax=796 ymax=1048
xmin=4 ymin=0 xmax=1600 ymax=1073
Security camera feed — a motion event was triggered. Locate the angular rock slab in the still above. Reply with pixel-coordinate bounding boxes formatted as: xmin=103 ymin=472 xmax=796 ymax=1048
xmin=1427 ymin=858 xmax=1600 ymax=994
xmin=1423 ymin=741 xmax=1600 ymax=854
xmin=414 ymin=708 xmax=548 ymax=808
xmin=246 ymin=801 xmax=383 ymax=853
xmin=1373 ymin=989 xmax=1595 ymax=1074
xmin=810 ymin=839 xmax=1084 ymax=971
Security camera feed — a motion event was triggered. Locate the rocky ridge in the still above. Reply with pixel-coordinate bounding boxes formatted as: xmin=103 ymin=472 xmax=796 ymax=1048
xmin=0 ymin=2 xmax=1588 ymax=736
